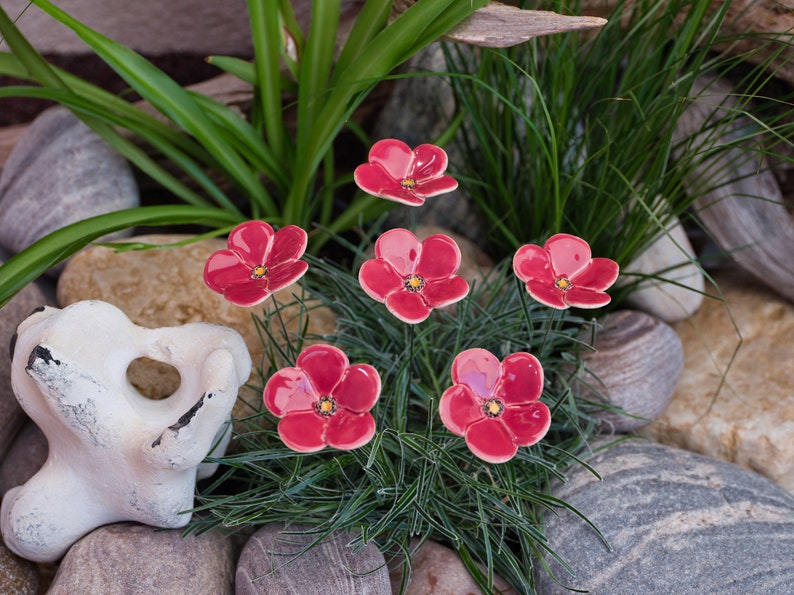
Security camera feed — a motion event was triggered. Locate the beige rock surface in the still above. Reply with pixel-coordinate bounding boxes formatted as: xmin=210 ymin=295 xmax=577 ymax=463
xmin=56 ymin=234 xmax=338 ymax=418
xmin=638 ymin=269 xmax=794 ymax=490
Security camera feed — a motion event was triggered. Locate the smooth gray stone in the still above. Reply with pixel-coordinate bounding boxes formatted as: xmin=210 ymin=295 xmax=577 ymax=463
xmin=0 ymin=106 xmax=138 ymax=273
xmin=47 ymin=523 xmax=236 ymax=594
xmin=236 ymin=523 xmax=391 ymax=594
xmin=535 ymin=439 xmax=794 ymax=594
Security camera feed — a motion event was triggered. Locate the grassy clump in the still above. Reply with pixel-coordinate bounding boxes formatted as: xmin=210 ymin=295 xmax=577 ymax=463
xmin=190 ymin=253 xmax=610 ymax=594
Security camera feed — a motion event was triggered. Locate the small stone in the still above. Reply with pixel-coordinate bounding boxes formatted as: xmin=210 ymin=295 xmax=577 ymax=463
xmin=389 ymin=540 xmax=517 ymax=595
xmin=575 ymin=310 xmax=683 ymax=433
xmin=638 ymin=269 xmax=794 ymax=491
xmin=0 ymin=421 xmax=48 ymax=499
xmin=55 ymin=234 xmax=338 ymax=418
xmin=0 ymin=539 xmax=39 ymax=595
xmin=0 ymin=107 xmax=139 ymax=273
xmin=623 ymin=216 xmax=704 ymax=322
xmin=535 ymin=439 xmax=794 ymax=593
xmin=47 ymin=522 xmax=235 ymax=594
xmin=0 ymin=263 xmax=54 ymax=460
xmin=235 ymin=523 xmax=390 ymax=594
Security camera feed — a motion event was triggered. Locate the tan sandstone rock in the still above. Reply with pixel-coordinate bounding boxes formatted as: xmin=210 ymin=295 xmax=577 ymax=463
xmin=638 ymin=269 xmax=794 ymax=491
xmin=56 ymin=234 xmax=338 ymax=418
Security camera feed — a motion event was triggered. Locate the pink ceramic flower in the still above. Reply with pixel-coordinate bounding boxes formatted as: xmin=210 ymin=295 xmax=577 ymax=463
xmin=263 ymin=344 xmax=381 ymax=452
xmin=204 ymin=220 xmax=309 ymax=307
xmin=353 ymin=138 xmax=458 ymax=206
xmin=359 ymin=228 xmax=470 ymax=324
xmin=439 ymin=348 xmax=550 ymax=464
xmin=512 ymin=233 xmax=619 ymax=309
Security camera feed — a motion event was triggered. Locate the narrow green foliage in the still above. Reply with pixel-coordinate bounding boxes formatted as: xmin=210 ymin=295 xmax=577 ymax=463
xmin=446 ymin=0 xmax=794 ymax=274
xmin=190 ymin=257 xmax=609 ymax=594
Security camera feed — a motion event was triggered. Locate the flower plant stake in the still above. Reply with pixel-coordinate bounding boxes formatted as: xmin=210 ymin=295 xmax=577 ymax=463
xmin=353 ymin=139 xmax=459 ymax=206
xmin=359 ymin=228 xmax=470 ymax=324
xmin=513 ymin=233 xmax=619 ymax=309
xmin=439 ymin=348 xmax=551 ymax=464
xmin=263 ymin=344 xmax=381 ymax=452
xmin=204 ymin=220 xmax=309 ymax=307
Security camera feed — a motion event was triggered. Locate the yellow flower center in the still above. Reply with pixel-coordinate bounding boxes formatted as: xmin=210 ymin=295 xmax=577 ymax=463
xmin=403 ymin=275 xmax=426 ymax=293
xmin=316 ymin=396 xmax=337 ymax=417
xmin=400 ymin=177 xmax=417 ymax=189
xmin=251 ymin=265 xmax=268 ymax=279
xmin=483 ymin=398 xmax=504 ymax=418
xmin=555 ymin=276 xmax=572 ymax=291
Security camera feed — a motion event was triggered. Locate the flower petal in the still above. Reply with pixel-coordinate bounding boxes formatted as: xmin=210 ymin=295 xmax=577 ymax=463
xmin=545 ymin=233 xmax=592 ymax=278
xmin=410 ymin=144 xmax=449 ymax=182
xmin=384 ymin=290 xmax=431 ymax=324
xmin=502 ymin=402 xmax=551 ymax=447
xmin=263 ymin=368 xmax=318 ymax=416
xmin=278 ymin=410 xmax=327 ymax=453
xmin=325 ymin=410 xmax=376 ymax=450
xmin=375 ymin=228 xmax=422 ymax=277
xmin=413 ymin=174 xmax=458 ymax=198
xmin=451 ymin=348 xmax=501 ymax=399
xmin=359 ymin=259 xmax=402 ymax=302
xmin=204 ymin=250 xmax=250 ymax=293
xmin=296 ymin=344 xmax=349 ymax=395
xmin=227 ymin=220 xmax=275 ymax=265
xmin=525 ymin=279 xmax=568 ymax=309
xmin=223 ymin=280 xmax=271 ymax=307
xmin=438 ymin=384 xmax=483 ymax=436
xmin=265 ymin=260 xmax=309 ymax=294
xmin=267 ymin=225 xmax=308 ymax=265
xmin=422 ymin=276 xmax=469 ymax=308
xmin=497 ymin=352 xmax=544 ymax=406
xmin=367 ymin=138 xmax=414 ymax=179
xmin=570 ymin=257 xmax=620 ymax=292
xmin=513 ymin=244 xmax=554 ymax=284
xmin=415 ymin=234 xmax=461 ymax=280
xmin=464 ymin=418 xmax=517 ymax=464
xmin=354 ymin=163 xmax=423 ymax=204
xmin=333 ymin=364 xmax=381 ymax=412
xmin=563 ymin=287 xmax=612 ymax=309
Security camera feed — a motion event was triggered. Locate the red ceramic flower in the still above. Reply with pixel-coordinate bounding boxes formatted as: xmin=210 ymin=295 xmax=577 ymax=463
xmin=204 ymin=220 xmax=308 ymax=307
xmin=512 ymin=233 xmax=619 ymax=309
xmin=263 ymin=344 xmax=380 ymax=452
xmin=438 ymin=348 xmax=550 ymax=464
xmin=353 ymin=138 xmax=458 ymax=206
xmin=358 ymin=228 xmax=470 ymax=324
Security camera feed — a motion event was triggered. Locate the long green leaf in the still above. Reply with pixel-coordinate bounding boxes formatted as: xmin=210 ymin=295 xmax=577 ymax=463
xmin=30 ymin=0 xmax=272 ymax=214
xmin=0 ymin=206 xmax=243 ymax=309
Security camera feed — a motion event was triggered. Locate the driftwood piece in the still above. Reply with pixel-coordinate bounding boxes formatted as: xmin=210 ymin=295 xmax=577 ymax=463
xmin=674 ymin=77 xmax=794 ymax=302
xmin=445 ymin=2 xmax=607 ymax=47
xmin=580 ymin=0 xmax=794 ymax=87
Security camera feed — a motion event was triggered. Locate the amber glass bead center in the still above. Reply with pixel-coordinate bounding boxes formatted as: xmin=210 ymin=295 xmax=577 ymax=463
xmin=251 ymin=265 xmax=268 ymax=279
xmin=483 ymin=398 xmax=504 ymax=418
xmin=316 ymin=396 xmax=337 ymax=417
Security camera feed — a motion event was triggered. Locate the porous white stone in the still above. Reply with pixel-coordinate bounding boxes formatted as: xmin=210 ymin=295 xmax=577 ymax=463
xmin=0 ymin=300 xmax=251 ymax=563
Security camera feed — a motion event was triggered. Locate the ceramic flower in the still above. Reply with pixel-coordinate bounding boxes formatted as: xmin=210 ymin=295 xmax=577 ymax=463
xmin=263 ymin=344 xmax=381 ymax=453
xmin=512 ymin=233 xmax=619 ymax=309
xmin=204 ymin=220 xmax=308 ymax=307
xmin=439 ymin=348 xmax=551 ymax=464
xmin=353 ymin=138 xmax=458 ymax=206
xmin=359 ymin=228 xmax=470 ymax=324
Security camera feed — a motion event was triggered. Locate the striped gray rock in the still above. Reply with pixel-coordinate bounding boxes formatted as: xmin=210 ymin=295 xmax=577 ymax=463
xmin=0 ymin=106 xmax=138 ymax=274
xmin=236 ymin=523 xmax=391 ymax=594
xmin=535 ymin=439 xmax=794 ymax=594
xmin=47 ymin=522 xmax=236 ymax=594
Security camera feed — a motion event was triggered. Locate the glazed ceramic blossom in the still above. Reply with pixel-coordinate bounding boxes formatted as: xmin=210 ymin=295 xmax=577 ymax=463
xmin=439 ymin=348 xmax=551 ymax=464
xmin=358 ymin=228 xmax=470 ymax=324
xmin=204 ymin=220 xmax=308 ymax=307
xmin=263 ymin=344 xmax=381 ymax=452
xmin=512 ymin=233 xmax=619 ymax=309
xmin=353 ymin=138 xmax=458 ymax=206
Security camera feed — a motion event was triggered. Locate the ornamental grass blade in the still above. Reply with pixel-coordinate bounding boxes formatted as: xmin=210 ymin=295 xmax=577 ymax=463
xmin=30 ymin=0 xmax=275 ymax=215
xmin=0 ymin=206 xmax=242 ymax=309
